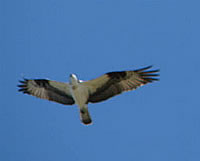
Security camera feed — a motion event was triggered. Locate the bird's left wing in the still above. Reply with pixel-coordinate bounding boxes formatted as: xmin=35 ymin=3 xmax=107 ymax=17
xmin=82 ymin=66 xmax=159 ymax=103
xmin=18 ymin=79 xmax=75 ymax=105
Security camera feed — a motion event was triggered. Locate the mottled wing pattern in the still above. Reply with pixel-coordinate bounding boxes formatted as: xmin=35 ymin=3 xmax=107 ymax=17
xmin=18 ymin=79 xmax=75 ymax=105
xmin=85 ymin=66 xmax=159 ymax=103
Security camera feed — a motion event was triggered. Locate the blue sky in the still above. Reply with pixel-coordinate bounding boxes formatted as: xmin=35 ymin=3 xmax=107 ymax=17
xmin=1 ymin=0 xmax=200 ymax=160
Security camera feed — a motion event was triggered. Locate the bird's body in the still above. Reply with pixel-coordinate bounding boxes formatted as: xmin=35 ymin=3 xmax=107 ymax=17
xmin=70 ymin=75 xmax=88 ymax=107
xmin=18 ymin=66 xmax=159 ymax=125
xmin=69 ymin=74 xmax=92 ymax=124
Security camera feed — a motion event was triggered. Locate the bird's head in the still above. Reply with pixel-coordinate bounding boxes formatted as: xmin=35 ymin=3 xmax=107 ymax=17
xmin=69 ymin=74 xmax=79 ymax=85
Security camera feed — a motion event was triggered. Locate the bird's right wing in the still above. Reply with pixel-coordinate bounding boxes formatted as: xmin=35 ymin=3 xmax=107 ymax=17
xmin=82 ymin=66 xmax=159 ymax=103
xmin=18 ymin=79 xmax=75 ymax=105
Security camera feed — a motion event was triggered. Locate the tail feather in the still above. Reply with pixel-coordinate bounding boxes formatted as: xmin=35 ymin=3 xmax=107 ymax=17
xmin=80 ymin=107 xmax=92 ymax=125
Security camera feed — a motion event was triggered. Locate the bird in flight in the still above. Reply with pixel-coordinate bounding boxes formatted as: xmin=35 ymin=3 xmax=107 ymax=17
xmin=18 ymin=65 xmax=159 ymax=125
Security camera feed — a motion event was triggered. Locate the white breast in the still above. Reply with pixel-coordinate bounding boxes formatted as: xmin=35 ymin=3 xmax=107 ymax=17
xmin=70 ymin=84 xmax=89 ymax=107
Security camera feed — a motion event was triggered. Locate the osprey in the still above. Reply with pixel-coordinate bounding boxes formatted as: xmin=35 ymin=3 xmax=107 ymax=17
xmin=18 ymin=66 xmax=159 ymax=125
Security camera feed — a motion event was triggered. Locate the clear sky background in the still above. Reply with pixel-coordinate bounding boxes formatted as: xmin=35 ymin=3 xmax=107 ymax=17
xmin=1 ymin=0 xmax=200 ymax=161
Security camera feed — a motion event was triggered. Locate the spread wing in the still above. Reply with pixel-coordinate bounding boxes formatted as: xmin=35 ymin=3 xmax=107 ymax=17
xmin=82 ymin=66 xmax=159 ymax=103
xmin=18 ymin=79 xmax=75 ymax=105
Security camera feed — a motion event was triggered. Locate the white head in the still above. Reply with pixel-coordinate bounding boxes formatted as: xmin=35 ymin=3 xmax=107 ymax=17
xmin=69 ymin=74 xmax=79 ymax=85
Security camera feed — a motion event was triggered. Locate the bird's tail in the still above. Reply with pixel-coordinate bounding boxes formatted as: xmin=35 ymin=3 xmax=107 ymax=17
xmin=80 ymin=106 xmax=92 ymax=125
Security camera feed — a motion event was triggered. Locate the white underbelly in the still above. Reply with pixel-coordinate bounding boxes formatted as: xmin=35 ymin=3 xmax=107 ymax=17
xmin=70 ymin=85 xmax=89 ymax=107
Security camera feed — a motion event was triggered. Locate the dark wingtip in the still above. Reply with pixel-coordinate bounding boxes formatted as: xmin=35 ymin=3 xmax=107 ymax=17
xmin=134 ymin=65 xmax=153 ymax=72
xmin=135 ymin=65 xmax=160 ymax=83
xmin=19 ymin=80 xmax=25 ymax=84
xmin=18 ymin=78 xmax=29 ymax=93
xmin=17 ymin=84 xmax=26 ymax=88
xmin=144 ymin=69 xmax=160 ymax=74
xmin=145 ymin=78 xmax=160 ymax=81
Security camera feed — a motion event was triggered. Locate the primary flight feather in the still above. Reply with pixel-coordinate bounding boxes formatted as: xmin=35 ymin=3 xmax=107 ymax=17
xmin=18 ymin=65 xmax=159 ymax=125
